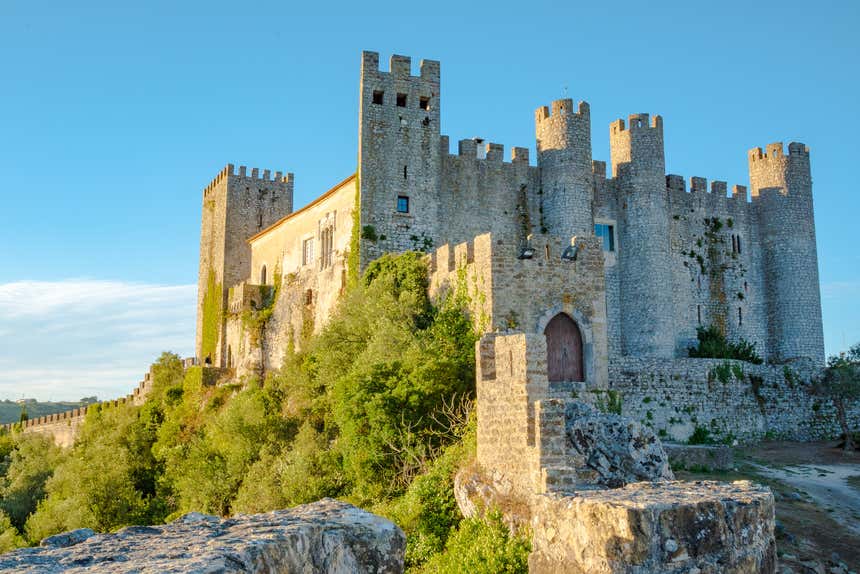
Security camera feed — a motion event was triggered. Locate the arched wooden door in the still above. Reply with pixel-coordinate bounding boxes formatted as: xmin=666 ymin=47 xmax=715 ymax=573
xmin=544 ymin=313 xmax=584 ymax=382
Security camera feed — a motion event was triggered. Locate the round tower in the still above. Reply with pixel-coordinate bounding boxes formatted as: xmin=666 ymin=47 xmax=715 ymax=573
xmin=749 ymin=142 xmax=824 ymax=363
xmin=535 ymin=99 xmax=593 ymax=237
xmin=610 ymin=113 xmax=675 ymax=358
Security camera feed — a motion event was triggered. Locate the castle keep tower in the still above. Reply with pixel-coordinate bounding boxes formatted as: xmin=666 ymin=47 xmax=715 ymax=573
xmin=196 ymin=165 xmax=294 ymax=366
xmin=536 ymin=99 xmax=594 ymax=237
xmin=610 ymin=114 xmax=674 ymax=358
xmin=749 ymin=142 xmax=825 ymax=363
xmin=358 ymin=51 xmax=442 ymax=266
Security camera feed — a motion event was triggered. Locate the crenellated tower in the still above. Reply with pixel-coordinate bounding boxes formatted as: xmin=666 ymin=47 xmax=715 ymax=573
xmin=610 ymin=114 xmax=674 ymax=358
xmin=358 ymin=51 xmax=442 ymax=266
xmin=535 ymin=99 xmax=593 ymax=237
xmin=749 ymin=142 xmax=824 ymax=363
xmin=196 ymin=164 xmax=294 ymax=366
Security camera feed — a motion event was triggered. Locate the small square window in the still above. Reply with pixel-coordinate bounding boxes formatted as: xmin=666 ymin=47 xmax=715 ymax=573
xmin=397 ymin=195 xmax=410 ymax=213
xmin=396 ymin=93 xmax=407 ymax=107
xmin=594 ymin=223 xmax=615 ymax=252
xmin=372 ymin=90 xmax=384 ymax=105
xmin=419 ymin=96 xmax=430 ymax=110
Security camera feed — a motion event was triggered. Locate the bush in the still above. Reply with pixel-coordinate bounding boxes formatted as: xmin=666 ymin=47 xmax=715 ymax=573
xmin=688 ymin=326 xmax=763 ymax=364
xmin=413 ymin=511 xmax=531 ymax=574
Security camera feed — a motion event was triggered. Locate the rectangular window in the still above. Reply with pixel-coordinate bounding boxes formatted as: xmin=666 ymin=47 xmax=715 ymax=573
xmin=319 ymin=227 xmax=333 ymax=269
xmin=397 ymin=195 xmax=410 ymax=213
xmin=372 ymin=90 xmax=384 ymax=105
xmin=396 ymin=93 xmax=407 ymax=107
xmin=302 ymin=237 xmax=314 ymax=266
xmin=419 ymin=96 xmax=430 ymax=110
xmin=594 ymin=223 xmax=615 ymax=252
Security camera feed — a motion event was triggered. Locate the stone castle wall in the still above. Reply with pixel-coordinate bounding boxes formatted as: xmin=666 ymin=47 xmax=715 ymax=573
xmin=1 ymin=361 xmax=177 ymax=447
xmin=608 ymin=357 xmax=860 ymax=443
xmin=428 ymin=233 xmax=609 ymax=388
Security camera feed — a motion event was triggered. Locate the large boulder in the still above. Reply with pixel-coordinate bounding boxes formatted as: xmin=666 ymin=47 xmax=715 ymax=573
xmin=564 ymin=401 xmax=674 ymax=488
xmin=0 ymin=499 xmax=405 ymax=573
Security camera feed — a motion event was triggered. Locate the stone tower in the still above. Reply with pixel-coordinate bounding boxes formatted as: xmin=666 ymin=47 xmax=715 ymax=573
xmin=749 ymin=142 xmax=824 ymax=363
xmin=535 ymin=99 xmax=593 ymax=237
xmin=610 ymin=114 xmax=674 ymax=358
xmin=357 ymin=51 xmax=442 ymax=267
xmin=196 ymin=165 xmax=294 ymax=366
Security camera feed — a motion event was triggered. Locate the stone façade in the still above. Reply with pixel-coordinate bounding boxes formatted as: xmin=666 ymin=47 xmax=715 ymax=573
xmin=185 ymin=50 xmax=841 ymax=445
xmin=15 ymin=50 xmax=843 ymax=447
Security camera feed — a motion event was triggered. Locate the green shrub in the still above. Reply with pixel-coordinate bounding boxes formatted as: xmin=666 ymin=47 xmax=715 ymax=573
xmin=688 ymin=325 xmax=763 ymax=364
xmin=413 ymin=511 xmax=530 ymax=574
xmin=687 ymin=425 xmax=713 ymax=445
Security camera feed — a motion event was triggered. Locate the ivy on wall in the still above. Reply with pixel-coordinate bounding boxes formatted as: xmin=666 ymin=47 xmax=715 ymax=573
xmin=200 ymin=269 xmax=223 ymax=362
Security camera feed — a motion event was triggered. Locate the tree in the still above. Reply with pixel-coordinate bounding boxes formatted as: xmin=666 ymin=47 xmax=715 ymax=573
xmin=815 ymin=343 xmax=860 ymax=452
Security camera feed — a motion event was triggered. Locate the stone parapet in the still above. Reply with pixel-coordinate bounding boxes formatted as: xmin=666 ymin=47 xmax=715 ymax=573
xmin=529 ymin=481 xmax=775 ymax=574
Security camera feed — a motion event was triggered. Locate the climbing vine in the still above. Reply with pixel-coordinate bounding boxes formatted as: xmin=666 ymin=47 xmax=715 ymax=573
xmin=200 ymin=268 xmax=223 ymax=362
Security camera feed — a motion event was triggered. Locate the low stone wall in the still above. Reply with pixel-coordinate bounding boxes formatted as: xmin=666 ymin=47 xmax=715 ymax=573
xmin=529 ymin=481 xmax=775 ymax=574
xmin=663 ymin=443 xmax=734 ymax=471
xmin=0 ymin=499 xmax=405 ymax=573
xmin=608 ymin=357 xmax=858 ymax=443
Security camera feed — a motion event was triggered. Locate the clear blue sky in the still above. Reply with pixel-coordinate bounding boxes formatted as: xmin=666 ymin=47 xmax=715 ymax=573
xmin=1 ymin=0 xmax=858 ymax=400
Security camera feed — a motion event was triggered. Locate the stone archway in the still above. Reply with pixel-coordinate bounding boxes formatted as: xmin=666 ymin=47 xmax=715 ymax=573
xmin=544 ymin=313 xmax=584 ymax=382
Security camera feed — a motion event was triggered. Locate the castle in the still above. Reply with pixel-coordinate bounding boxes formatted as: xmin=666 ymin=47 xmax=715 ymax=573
xmin=197 ymin=49 xmax=825 ymax=389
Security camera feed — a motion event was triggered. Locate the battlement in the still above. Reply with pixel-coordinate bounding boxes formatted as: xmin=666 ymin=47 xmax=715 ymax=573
xmin=665 ymin=174 xmax=747 ymax=201
xmin=535 ymin=99 xmax=590 ymax=123
xmin=203 ymin=164 xmax=294 ymax=197
xmin=361 ymin=50 xmax=440 ymax=81
xmin=748 ymin=141 xmax=809 ymax=163
xmin=610 ymin=113 xmax=663 ymax=135
xmin=453 ymin=138 xmax=531 ymax=166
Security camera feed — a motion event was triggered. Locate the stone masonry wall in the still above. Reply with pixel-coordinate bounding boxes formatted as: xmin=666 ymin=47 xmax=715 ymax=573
xmin=428 ymin=233 xmax=609 ymax=388
xmin=608 ymin=357 xmax=860 ymax=443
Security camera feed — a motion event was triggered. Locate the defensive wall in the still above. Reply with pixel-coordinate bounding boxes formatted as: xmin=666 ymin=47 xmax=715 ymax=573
xmin=2 ymin=357 xmax=198 ymax=447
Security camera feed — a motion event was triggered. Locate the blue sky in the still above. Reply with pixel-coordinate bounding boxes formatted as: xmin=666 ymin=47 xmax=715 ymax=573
xmin=1 ymin=0 xmax=857 ymax=400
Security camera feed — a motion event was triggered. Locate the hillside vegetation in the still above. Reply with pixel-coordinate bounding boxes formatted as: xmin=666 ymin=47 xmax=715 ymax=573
xmin=0 ymin=252 xmax=529 ymax=572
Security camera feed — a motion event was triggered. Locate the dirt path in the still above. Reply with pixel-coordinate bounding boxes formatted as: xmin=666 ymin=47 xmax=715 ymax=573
xmin=750 ymin=462 xmax=860 ymax=536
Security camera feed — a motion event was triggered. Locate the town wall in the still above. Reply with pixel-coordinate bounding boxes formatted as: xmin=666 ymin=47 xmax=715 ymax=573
xmin=0 ymin=360 xmax=181 ymax=447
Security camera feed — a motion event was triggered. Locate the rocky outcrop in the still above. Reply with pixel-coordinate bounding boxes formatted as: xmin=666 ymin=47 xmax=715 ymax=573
xmin=0 ymin=499 xmax=405 ymax=573
xmin=564 ymin=401 xmax=674 ymax=487
xmin=529 ymin=480 xmax=776 ymax=574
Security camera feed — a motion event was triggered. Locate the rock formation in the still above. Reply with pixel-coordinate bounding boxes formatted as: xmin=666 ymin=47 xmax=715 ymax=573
xmin=0 ymin=499 xmax=405 ymax=573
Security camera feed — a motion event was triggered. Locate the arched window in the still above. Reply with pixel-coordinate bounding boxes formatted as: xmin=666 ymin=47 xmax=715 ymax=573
xmin=260 ymin=265 xmax=267 ymax=285
xmin=544 ymin=313 xmax=584 ymax=383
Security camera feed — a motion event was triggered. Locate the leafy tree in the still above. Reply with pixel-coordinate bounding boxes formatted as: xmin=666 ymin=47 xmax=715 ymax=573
xmin=814 ymin=343 xmax=860 ymax=451
xmin=0 ymin=511 xmax=25 ymax=553
xmin=0 ymin=434 xmax=63 ymax=531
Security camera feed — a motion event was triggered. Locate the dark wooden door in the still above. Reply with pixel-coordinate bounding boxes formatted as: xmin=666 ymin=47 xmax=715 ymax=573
xmin=544 ymin=313 xmax=583 ymax=382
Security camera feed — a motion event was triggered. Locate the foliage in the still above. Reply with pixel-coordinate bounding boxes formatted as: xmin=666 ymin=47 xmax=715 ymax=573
xmin=0 ymin=434 xmax=63 ymax=531
xmin=6 ymin=252 xmax=482 ymax=567
xmin=200 ymin=268 xmax=223 ymax=363
xmin=813 ymin=343 xmax=860 ymax=451
xmin=0 ymin=511 xmax=25 ymax=553
xmin=687 ymin=425 xmax=714 ymax=445
xmin=413 ymin=511 xmax=531 ymax=574
xmin=347 ymin=172 xmax=362 ymax=288
xmin=591 ymin=390 xmax=622 ymax=415
xmin=688 ymin=325 xmax=763 ymax=364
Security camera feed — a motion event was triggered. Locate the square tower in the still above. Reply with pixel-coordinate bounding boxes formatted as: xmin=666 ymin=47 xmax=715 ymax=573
xmin=358 ymin=52 xmax=442 ymax=267
xmin=196 ymin=165 xmax=294 ymax=366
